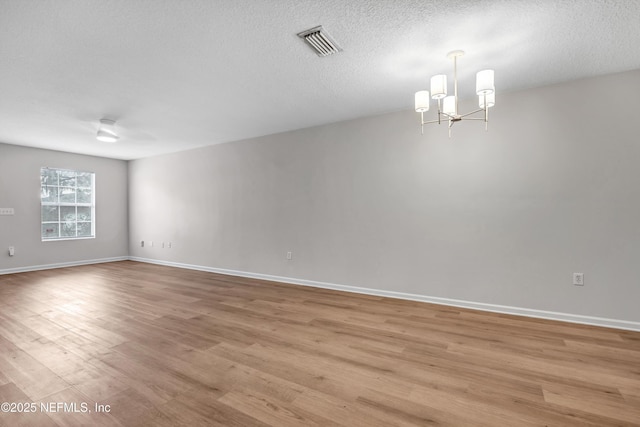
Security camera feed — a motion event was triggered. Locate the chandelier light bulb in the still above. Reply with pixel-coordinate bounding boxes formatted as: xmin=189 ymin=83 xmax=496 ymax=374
xmin=430 ymin=75 xmax=447 ymax=99
xmin=415 ymin=91 xmax=430 ymax=112
xmin=476 ymin=69 xmax=495 ymax=95
xmin=442 ymin=96 xmax=456 ymax=116
xmin=479 ymin=92 xmax=495 ymax=109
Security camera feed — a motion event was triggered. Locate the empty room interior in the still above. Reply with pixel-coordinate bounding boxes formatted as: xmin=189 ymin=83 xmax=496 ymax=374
xmin=1 ymin=1 xmax=640 ymax=426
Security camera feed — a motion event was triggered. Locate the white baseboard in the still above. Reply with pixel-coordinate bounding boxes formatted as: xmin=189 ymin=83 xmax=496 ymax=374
xmin=129 ymin=257 xmax=640 ymax=332
xmin=0 ymin=256 xmax=129 ymax=275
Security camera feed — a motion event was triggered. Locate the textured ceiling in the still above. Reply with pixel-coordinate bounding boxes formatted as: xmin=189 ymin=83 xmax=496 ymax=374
xmin=1 ymin=0 xmax=639 ymax=160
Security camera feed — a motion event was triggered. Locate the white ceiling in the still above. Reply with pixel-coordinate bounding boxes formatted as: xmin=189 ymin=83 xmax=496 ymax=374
xmin=1 ymin=0 xmax=639 ymax=160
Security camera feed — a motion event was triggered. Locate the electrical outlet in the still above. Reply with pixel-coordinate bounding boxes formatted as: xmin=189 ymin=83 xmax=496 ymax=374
xmin=573 ymin=273 xmax=584 ymax=286
xmin=286 ymin=251 xmax=292 ymax=260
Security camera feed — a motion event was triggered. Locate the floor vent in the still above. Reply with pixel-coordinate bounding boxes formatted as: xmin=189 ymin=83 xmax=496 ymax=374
xmin=297 ymin=26 xmax=342 ymax=57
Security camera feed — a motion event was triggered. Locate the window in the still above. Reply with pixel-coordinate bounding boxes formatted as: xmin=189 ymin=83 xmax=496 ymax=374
xmin=41 ymin=167 xmax=95 ymax=240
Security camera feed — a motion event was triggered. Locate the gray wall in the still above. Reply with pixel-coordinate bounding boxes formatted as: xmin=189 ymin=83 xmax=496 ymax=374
xmin=124 ymin=68 xmax=637 ymax=324
xmin=0 ymin=143 xmax=128 ymax=270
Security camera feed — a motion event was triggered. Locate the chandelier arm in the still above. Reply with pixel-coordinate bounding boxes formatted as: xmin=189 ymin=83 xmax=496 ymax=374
xmin=461 ymin=118 xmax=488 ymax=121
xmin=458 ymin=108 xmax=485 ymax=118
xmin=421 ymin=119 xmax=443 ymax=125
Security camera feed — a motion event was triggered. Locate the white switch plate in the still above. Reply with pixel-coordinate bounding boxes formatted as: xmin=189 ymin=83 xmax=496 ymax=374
xmin=0 ymin=208 xmax=14 ymax=215
xmin=286 ymin=251 xmax=292 ymax=260
xmin=573 ymin=272 xmax=584 ymax=286
xmin=8 ymin=246 xmax=15 ymax=256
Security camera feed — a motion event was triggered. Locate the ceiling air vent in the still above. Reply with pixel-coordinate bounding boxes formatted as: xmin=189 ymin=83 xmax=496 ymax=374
xmin=297 ymin=26 xmax=342 ymax=57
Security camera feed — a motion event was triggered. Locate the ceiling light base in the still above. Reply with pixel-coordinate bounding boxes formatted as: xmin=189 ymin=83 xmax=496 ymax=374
xmin=97 ymin=118 xmax=119 ymax=143
xmin=446 ymin=50 xmax=465 ymax=59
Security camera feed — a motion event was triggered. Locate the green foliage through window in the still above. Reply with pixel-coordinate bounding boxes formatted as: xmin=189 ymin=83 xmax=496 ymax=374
xmin=41 ymin=167 xmax=95 ymax=240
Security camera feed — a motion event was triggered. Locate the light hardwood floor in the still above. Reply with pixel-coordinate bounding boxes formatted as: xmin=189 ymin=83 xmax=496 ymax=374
xmin=0 ymin=261 xmax=639 ymax=426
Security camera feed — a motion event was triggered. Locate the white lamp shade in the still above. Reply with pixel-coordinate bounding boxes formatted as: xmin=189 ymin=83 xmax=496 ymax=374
xmin=442 ymin=96 xmax=456 ymax=116
xmin=415 ymin=91 xmax=430 ymax=112
xmin=97 ymin=131 xmax=118 ymax=143
xmin=430 ymin=74 xmax=447 ymax=99
xmin=97 ymin=119 xmax=119 ymax=143
xmin=479 ymin=92 xmax=495 ymax=109
xmin=476 ymin=69 xmax=495 ymax=95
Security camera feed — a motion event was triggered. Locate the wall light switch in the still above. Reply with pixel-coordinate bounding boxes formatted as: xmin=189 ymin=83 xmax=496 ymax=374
xmin=8 ymin=246 xmax=15 ymax=256
xmin=0 ymin=208 xmax=14 ymax=215
xmin=573 ymin=272 xmax=584 ymax=286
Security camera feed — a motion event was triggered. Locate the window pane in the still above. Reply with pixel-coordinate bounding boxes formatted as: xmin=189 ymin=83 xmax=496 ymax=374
xmin=41 ymin=186 xmax=59 ymax=203
xmin=59 ymin=187 xmax=76 ymax=203
xmin=77 ymin=207 xmax=91 ymax=221
xmin=42 ymin=223 xmax=59 ymax=239
xmin=77 ymin=222 xmax=93 ymax=237
xmin=42 ymin=206 xmax=59 ymax=221
xmin=41 ymin=168 xmax=58 ymax=186
xmin=77 ymin=172 xmax=92 ymax=188
xmin=58 ymin=170 xmax=76 ymax=187
xmin=77 ymin=188 xmax=92 ymax=203
xmin=61 ymin=206 xmax=76 ymax=221
xmin=61 ymin=221 xmax=76 ymax=237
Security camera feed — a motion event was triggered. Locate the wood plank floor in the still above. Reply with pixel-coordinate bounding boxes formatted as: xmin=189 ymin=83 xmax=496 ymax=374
xmin=0 ymin=261 xmax=639 ymax=426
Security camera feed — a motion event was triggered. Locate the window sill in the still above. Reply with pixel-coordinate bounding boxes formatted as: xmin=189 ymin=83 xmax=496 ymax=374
xmin=41 ymin=236 xmax=96 ymax=242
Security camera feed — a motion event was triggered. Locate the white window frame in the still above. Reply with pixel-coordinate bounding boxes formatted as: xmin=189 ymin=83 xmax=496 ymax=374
xmin=40 ymin=167 xmax=96 ymax=241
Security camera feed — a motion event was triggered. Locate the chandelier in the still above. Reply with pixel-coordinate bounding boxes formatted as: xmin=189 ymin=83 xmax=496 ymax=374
xmin=414 ymin=50 xmax=495 ymax=136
